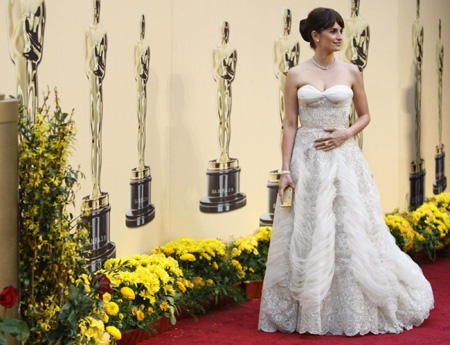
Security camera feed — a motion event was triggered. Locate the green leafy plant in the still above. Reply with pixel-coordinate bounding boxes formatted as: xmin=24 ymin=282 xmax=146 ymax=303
xmin=18 ymin=89 xmax=90 ymax=344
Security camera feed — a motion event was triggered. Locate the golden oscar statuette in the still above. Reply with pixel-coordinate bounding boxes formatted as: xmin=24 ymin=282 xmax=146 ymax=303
xmin=260 ymin=8 xmax=299 ymax=226
xmin=7 ymin=0 xmax=46 ymax=121
xmin=433 ymin=18 xmax=447 ymax=194
xmin=81 ymin=0 xmax=115 ymax=271
xmin=200 ymin=21 xmax=246 ymax=213
xmin=342 ymin=0 xmax=369 ymax=150
xmin=126 ymin=14 xmax=155 ymax=227
xmin=409 ymin=0 xmax=426 ymax=207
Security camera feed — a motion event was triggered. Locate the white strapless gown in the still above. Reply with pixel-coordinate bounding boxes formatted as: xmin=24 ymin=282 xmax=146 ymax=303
xmin=258 ymin=85 xmax=434 ymax=336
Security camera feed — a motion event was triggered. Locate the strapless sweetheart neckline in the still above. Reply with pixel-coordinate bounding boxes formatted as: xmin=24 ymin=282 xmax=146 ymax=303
xmin=298 ymin=84 xmax=352 ymax=93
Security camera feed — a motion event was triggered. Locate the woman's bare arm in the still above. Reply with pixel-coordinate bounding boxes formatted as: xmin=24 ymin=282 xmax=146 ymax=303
xmin=281 ymin=69 xmax=299 ymax=171
xmin=278 ymin=68 xmax=299 ymax=201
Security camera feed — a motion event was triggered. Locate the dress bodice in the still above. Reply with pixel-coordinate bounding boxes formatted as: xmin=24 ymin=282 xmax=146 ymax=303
xmin=297 ymin=85 xmax=353 ymax=129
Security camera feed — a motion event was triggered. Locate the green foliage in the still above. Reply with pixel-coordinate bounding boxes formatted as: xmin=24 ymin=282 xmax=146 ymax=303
xmin=45 ymin=283 xmax=104 ymax=345
xmin=18 ymin=89 xmax=90 ymax=344
xmin=0 ymin=316 xmax=30 ymax=344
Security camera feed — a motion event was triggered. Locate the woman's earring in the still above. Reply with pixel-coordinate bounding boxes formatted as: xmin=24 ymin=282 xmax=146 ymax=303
xmin=316 ymin=39 xmax=319 ymax=42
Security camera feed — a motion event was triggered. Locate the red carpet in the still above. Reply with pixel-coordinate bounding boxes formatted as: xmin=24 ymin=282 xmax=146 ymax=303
xmin=140 ymin=258 xmax=450 ymax=345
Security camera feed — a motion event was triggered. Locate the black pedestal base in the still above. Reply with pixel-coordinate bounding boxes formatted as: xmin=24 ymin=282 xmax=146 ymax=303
xmin=200 ymin=167 xmax=246 ymax=213
xmin=81 ymin=203 xmax=116 ymax=272
xmin=259 ymin=180 xmax=279 ymax=226
xmin=126 ymin=174 xmax=155 ymax=227
xmin=86 ymin=242 xmax=116 ymax=272
xmin=409 ymin=162 xmax=426 ymax=208
xmin=126 ymin=204 xmax=155 ymax=227
xmin=433 ymin=152 xmax=447 ymax=195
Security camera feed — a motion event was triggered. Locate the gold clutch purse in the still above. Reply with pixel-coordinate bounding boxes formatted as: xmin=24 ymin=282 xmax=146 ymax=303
xmin=281 ymin=187 xmax=293 ymax=208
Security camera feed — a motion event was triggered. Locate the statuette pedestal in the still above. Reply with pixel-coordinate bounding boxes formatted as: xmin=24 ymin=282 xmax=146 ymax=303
xmin=433 ymin=145 xmax=447 ymax=194
xmin=260 ymin=171 xmax=281 ymax=226
xmin=126 ymin=167 xmax=155 ymax=227
xmin=409 ymin=159 xmax=425 ymax=208
xmin=200 ymin=159 xmax=246 ymax=213
xmin=82 ymin=193 xmax=116 ymax=272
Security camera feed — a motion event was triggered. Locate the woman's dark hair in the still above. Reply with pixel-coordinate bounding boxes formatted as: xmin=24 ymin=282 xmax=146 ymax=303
xmin=299 ymin=8 xmax=344 ymax=49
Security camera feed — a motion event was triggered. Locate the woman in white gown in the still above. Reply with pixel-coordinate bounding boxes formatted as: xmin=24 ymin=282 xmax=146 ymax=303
xmin=258 ymin=8 xmax=434 ymax=336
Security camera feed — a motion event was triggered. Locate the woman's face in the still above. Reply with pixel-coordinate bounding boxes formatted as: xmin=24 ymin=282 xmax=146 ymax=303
xmin=314 ymin=22 xmax=343 ymax=52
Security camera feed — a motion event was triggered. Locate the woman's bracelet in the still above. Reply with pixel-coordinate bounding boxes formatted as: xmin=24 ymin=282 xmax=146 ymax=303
xmin=279 ymin=170 xmax=291 ymax=175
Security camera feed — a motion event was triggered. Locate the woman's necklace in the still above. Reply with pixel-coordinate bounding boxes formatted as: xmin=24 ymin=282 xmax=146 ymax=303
xmin=312 ymin=56 xmax=336 ymax=70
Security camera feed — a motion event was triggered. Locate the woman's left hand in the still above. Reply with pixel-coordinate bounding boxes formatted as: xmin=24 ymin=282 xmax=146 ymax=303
xmin=314 ymin=128 xmax=350 ymax=151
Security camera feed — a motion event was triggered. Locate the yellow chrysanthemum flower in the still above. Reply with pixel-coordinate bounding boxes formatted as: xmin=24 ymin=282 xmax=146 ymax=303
xmin=160 ymin=301 xmax=170 ymax=311
xmin=136 ymin=310 xmax=145 ymax=321
xmin=255 ymin=226 xmax=272 ymax=242
xmin=121 ymin=287 xmax=135 ymax=300
xmin=164 ymin=247 xmax=175 ymax=255
xmin=180 ymin=253 xmax=196 ymax=261
xmin=193 ymin=276 xmax=205 ymax=289
xmin=148 ymin=307 xmax=154 ymax=315
xmin=207 ymin=279 xmax=213 ymax=286
xmin=102 ymin=292 xmax=111 ymax=303
xmin=106 ymin=326 xmax=122 ymax=340
xmin=176 ymin=280 xmax=186 ymax=293
xmin=105 ymin=301 xmax=119 ymax=316
xmin=212 ymin=261 xmax=219 ymax=270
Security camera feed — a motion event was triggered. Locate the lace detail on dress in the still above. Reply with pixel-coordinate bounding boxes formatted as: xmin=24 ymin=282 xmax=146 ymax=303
xmin=258 ymin=85 xmax=434 ymax=336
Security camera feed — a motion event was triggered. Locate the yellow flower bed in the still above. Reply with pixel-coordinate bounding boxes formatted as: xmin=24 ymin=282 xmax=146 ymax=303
xmin=383 ymin=214 xmax=422 ymax=252
xmin=385 ymin=193 xmax=450 ymax=260
xmin=155 ymin=236 xmax=227 ymax=261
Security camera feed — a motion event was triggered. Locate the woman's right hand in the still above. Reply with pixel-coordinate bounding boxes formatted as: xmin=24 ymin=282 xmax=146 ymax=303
xmin=278 ymin=173 xmax=295 ymax=204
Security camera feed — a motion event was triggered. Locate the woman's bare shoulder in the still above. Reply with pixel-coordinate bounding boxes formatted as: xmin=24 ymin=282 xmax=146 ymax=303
xmin=338 ymin=60 xmax=360 ymax=73
xmin=287 ymin=60 xmax=313 ymax=77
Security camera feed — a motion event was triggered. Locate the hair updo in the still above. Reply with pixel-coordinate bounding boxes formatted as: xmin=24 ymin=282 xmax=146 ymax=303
xmin=299 ymin=8 xmax=344 ymax=49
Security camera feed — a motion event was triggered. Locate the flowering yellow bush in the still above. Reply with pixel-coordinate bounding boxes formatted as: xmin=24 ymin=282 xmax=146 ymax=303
xmin=96 ymin=253 xmax=184 ymax=333
xmin=255 ymin=226 xmax=272 ymax=242
xmin=385 ymin=194 xmax=450 ymax=261
xmin=232 ymin=236 xmax=259 ymax=257
xmin=411 ymin=203 xmax=450 ymax=236
xmin=155 ymin=237 xmax=227 ymax=261
xmin=384 ymin=215 xmax=422 ymax=252
xmin=151 ymin=236 xmax=244 ymax=317
xmin=230 ymin=227 xmax=272 ymax=281
xmin=428 ymin=193 xmax=450 ymax=212
xmin=18 ymin=91 xmax=92 ymax=344
xmin=231 ymin=260 xmax=246 ymax=278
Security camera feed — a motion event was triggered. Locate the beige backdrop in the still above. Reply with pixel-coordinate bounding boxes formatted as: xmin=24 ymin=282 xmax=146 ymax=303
xmin=0 ymin=0 xmax=449 ymax=259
